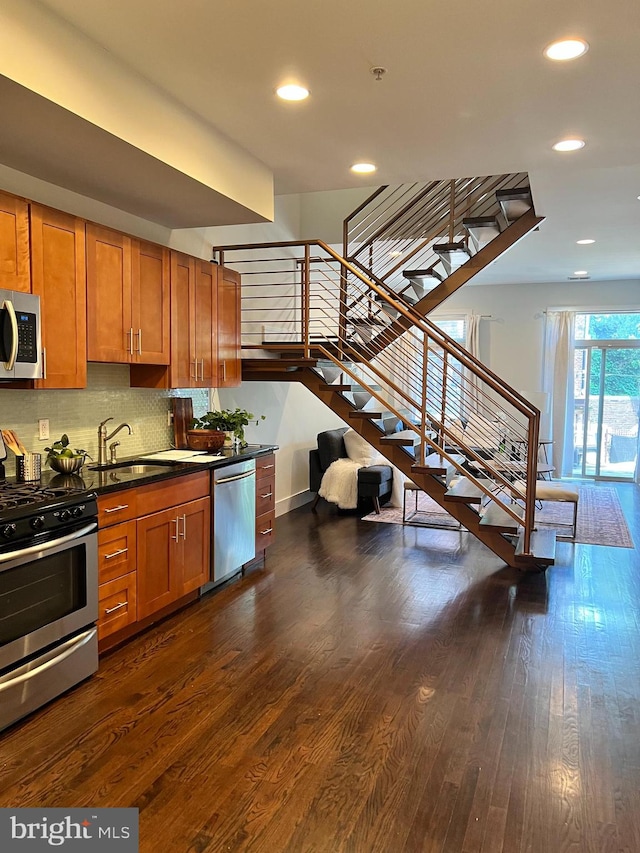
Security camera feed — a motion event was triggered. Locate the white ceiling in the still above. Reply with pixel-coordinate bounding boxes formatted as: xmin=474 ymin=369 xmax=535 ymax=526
xmin=24 ymin=0 xmax=640 ymax=284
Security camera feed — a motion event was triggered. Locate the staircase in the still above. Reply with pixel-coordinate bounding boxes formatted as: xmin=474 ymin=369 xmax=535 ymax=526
xmin=213 ymin=173 xmax=553 ymax=571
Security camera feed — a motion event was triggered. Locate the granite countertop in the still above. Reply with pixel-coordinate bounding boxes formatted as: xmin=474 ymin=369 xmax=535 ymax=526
xmin=34 ymin=444 xmax=279 ymax=496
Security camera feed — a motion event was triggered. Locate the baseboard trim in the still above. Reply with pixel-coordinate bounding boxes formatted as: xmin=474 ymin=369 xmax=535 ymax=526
xmin=276 ymin=490 xmax=313 ymax=517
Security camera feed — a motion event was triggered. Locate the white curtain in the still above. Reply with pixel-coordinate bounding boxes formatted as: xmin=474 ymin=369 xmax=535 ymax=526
xmin=542 ymin=311 xmax=575 ymax=477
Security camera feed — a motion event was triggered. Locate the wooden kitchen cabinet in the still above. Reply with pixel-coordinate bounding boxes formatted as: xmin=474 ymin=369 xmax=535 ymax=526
xmin=254 ymin=454 xmax=276 ymax=558
xmin=0 ymin=190 xmax=30 ymax=292
xmin=97 ymin=471 xmax=210 ymax=651
xmin=217 ymin=264 xmax=241 ymax=387
xmin=86 ymin=223 xmax=169 ymax=364
xmin=165 ymin=251 xmax=217 ymax=388
xmin=137 ymin=496 xmax=210 ymax=619
xmin=30 ymin=204 xmax=87 ymax=389
xmin=97 ymin=518 xmax=137 ymax=642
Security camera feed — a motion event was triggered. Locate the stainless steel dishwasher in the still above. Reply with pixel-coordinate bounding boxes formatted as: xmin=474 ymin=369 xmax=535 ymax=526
xmin=205 ymin=458 xmax=256 ymax=590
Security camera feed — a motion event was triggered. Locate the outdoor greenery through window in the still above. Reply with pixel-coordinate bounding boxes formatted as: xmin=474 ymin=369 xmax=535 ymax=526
xmin=572 ymin=312 xmax=639 ymax=479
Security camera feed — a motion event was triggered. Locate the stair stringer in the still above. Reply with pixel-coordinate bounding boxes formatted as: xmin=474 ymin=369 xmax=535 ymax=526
xmin=244 ymin=362 xmax=543 ymax=570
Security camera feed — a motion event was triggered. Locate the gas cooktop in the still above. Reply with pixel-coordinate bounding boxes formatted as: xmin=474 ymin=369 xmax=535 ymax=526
xmin=0 ymin=479 xmax=98 ymax=547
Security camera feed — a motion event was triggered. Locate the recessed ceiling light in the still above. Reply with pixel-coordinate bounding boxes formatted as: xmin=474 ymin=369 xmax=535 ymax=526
xmin=351 ymin=162 xmax=377 ymax=174
xmin=276 ymin=84 xmax=310 ymax=101
xmin=576 ymin=238 xmax=595 ymax=244
xmin=574 ymin=270 xmax=588 ymax=276
xmin=552 ymin=138 xmax=585 ymax=152
xmin=544 ymin=38 xmax=589 ymax=61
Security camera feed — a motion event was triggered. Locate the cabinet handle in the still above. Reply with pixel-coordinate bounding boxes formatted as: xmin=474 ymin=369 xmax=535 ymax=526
xmin=260 ymin=464 xmax=274 ymax=470
xmin=199 ymin=359 xmax=204 ymax=381
xmin=42 ymin=347 xmax=47 ymax=380
xmin=171 ymin=517 xmax=179 ymax=542
xmin=260 ymin=527 xmax=273 ymax=535
xmin=104 ymin=547 xmax=128 ymax=560
xmin=260 ymin=491 xmax=273 ymax=499
xmin=136 ymin=328 xmax=142 ymax=355
xmin=104 ymin=601 xmax=128 ymax=615
xmin=128 ymin=327 xmax=134 ymax=355
xmin=180 ymin=513 xmax=187 ymax=539
xmin=222 ymin=360 xmax=227 ymax=382
xmin=191 ymin=358 xmax=197 ymax=379
xmin=104 ymin=504 xmax=129 ymax=514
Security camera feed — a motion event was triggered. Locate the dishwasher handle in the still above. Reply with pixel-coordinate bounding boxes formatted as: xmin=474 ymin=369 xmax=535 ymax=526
xmin=215 ymin=470 xmax=255 ymax=485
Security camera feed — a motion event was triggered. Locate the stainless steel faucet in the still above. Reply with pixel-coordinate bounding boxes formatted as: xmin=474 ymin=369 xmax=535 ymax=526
xmin=98 ymin=418 xmax=133 ymax=466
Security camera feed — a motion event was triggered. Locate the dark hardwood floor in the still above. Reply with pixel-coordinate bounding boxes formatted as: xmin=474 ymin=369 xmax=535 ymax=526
xmin=1 ymin=482 xmax=639 ymax=852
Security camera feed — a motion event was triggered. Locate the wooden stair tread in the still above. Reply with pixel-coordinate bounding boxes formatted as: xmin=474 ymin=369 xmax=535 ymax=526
xmin=444 ymin=477 xmax=484 ymax=504
xmin=380 ymin=434 xmax=415 ymax=447
xmin=515 ymin=528 xmax=556 ymax=566
xmin=243 ymin=357 xmax=317 ymax=371
xmin=348 ymin=411 xmax=383 ymax=420
xmin=480 ymin=501 xmax=524 ymax=532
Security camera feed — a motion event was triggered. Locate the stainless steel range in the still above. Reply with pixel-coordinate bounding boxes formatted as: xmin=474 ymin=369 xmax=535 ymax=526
xmin=0 ymin=479 xmax=99 ymax=732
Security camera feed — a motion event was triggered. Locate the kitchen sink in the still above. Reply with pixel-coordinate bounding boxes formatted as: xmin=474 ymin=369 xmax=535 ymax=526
xmin=111 ymin=464 xmax=172 ymax=474
xmin=89 ymin=461 xmax=175 ymax=473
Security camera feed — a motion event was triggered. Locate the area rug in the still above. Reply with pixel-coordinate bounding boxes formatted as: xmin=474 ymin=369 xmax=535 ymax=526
xmin=361 ymin=486 xmax=634 ymax=548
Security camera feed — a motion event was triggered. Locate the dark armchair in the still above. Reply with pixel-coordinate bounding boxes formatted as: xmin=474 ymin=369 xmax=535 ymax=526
xmin=309 ymin=426 xmax=394 ymax=514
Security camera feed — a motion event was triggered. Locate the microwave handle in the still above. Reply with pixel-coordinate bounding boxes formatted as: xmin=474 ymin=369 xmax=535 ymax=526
xmin=1 ymin=299 xmax=18 ymax=370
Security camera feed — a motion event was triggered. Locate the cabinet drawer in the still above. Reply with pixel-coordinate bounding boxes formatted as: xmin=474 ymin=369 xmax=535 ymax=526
xmin=98 ymin=573 xmax=137 ymax=641
xmin=136 ymin=471 xmax=209 ymax=517
xmin=255 ymin=479 xmax=275 ymax=515
xmin=98 ymin=520 xmax=137 ymax=584
xmin=98 ymin=491 xmax=138 ymax=526
xmin=256 ymin=510 xmax=275 ymax=551
xmin=255 ymin=454 xmax=276 ymax=478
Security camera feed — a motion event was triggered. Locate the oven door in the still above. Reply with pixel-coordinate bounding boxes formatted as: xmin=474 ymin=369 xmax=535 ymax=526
xmin=0 ymin=522 xmax=98 ymax=671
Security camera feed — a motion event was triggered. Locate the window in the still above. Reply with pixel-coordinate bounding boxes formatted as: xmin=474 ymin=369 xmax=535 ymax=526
xmin=572 ymin=312 xmax=639 ymax=479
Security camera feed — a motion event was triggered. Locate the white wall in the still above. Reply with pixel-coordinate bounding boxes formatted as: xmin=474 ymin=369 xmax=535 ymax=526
xmin=434 ymin=278 xmax=640 ymax=392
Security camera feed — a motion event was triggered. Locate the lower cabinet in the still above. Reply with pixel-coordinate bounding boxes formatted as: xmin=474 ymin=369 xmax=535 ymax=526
xmin=137 ymin=496 xmax=210 ymax=619
xmin=97 ymin=471 xmax=210 ymax=648
xmin=254 ymin=454 xmax=276 ymax=559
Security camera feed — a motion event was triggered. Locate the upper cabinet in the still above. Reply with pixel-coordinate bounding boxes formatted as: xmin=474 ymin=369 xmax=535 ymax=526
xmin=0 ymin=190 xmax=30 ymax=292
xmin=217 ymin=265 xmax=241 ymax=387
xmin=30 ymin=205 xmax=87 ymax=389
xmin=166 ymin=251 xmax=218 ymax=388
xmin=86 ymin=223 xmax=169 ymax=365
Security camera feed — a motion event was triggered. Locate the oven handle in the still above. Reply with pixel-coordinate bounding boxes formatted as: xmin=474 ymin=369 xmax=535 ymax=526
xmin=0 ymin=628 xmax=96 ymax=692
xmin=0 ymin=521 xmax=97 ymax=564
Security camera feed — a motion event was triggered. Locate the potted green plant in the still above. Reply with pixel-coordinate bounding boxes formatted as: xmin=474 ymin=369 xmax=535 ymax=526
xmin=189 ymin=408 xmax=265 ymax=449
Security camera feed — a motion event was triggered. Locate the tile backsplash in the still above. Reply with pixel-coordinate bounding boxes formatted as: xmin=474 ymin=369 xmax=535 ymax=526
xmin=0 ymin=364 xmax=208 ymax=476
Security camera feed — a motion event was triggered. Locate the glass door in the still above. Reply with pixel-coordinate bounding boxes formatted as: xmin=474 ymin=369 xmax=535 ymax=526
xmin=573 ymin=344 xmax=639 ymax=479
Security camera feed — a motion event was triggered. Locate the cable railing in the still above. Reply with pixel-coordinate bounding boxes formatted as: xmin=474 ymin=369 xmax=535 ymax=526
xmin=343 ymin=172 xmax=530 ymax=302
xmin=213 ymin=238 xmax=540 ymax=555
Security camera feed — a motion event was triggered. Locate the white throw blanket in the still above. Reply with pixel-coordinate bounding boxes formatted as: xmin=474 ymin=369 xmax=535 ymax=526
xmin=318 ymin=457 xmax=407 ymax=510
xmin=318 ymin=458 xmax=362 ymax=509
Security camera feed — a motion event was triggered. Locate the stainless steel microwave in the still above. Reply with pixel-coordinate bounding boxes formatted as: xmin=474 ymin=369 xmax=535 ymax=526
xmin=0 ymin=289 xmax=42 ymax=381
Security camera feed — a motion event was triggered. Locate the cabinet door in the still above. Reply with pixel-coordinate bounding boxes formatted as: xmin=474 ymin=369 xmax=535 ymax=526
xmin=30 ymin=205 xmax=87 ymax=389
xmin=217 ymin=265 xmax=241 ymax=387
xmin=194 ymin=260 xmax=217 ymax=386
xmin=169 ymin=251 xmax=196 ymax=387
xmin=0 ymin=190 xmax=30 ymax=292
xmin=86 ymin=223 xmax=133 ymax=362
xmin=137 ymin=505 xmax=178 ymax=619
xmin=132 ymin=240 xmax=170 ymax=365
xmin=177 ymin=497 xmax=210 ymax=596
